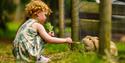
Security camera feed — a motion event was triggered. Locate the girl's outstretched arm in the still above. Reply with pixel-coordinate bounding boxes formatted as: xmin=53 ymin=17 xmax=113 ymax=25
xmin=32 ymin=23 xmax=72 ymax=43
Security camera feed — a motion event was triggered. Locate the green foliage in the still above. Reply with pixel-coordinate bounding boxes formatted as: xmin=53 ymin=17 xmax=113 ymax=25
xmin=44 ymin=22 xmax=54 ymax=32
xmin=0 ymin=22 xmax=21 ymax=39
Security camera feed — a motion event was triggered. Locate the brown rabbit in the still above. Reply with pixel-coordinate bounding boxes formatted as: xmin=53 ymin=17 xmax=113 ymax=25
xmin=82 ymin=35 xmax=118 ymax=56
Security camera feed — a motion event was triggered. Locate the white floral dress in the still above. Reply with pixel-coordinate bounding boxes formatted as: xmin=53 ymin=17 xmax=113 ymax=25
xmin=13 ymin=19 xmax=45 ymax=62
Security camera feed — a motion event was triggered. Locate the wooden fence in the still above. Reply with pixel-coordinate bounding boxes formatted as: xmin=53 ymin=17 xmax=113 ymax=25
xmin=79 ymin=2 xmax=125 ymax=40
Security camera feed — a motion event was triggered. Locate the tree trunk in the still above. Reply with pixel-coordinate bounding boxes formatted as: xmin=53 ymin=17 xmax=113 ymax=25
xmin=71 ymin=0 xmax=79 ymax=41
xmin=59 ymin=0 xmax=65 ymax=37
xmin=15 ymin=0 xmax=21 ymax=21
xmin=70 ymin=0 xmax=81 ymax=51
xmin=99 ymin=0 xmax=112 ymax=55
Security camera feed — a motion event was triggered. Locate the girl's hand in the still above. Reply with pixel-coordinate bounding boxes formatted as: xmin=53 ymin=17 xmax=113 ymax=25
xmin=65 ymin=37 xmax=73 ymax=44
xmin=48 ymin=31 xmax=55 ymax=37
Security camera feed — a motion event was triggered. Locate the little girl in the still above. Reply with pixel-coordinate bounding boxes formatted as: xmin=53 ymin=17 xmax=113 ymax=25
xmin=12 ymin=0 xmax=72 ymax=63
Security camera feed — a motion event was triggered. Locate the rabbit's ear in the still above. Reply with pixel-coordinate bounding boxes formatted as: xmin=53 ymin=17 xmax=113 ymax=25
xmin=86 ymin=35 xmax=92 ymax=38
xmin=94 ymin=37 xmax=99 ymax=40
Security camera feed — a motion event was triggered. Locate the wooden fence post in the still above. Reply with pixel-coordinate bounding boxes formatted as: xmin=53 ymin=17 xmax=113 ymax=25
xmin=99 ymin=0 xmax=112 ymax=55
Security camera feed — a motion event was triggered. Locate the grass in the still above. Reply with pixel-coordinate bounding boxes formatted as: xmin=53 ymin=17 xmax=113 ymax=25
xmin=0 ymin=40 xmax=125 ymax=63
xmin=0 ymin=42 xmax=15 ymax=63
xmin=116 ymin=42 xmax=125 ymax=63
xmin=48 ymin=51 xmax=105 ymax=63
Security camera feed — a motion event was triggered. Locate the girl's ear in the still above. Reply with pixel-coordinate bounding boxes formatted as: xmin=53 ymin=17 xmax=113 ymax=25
xmin=35 ymin=10 xmax=41 ymax=16
xmin=37 ymin=12 xmax=43 ymax=18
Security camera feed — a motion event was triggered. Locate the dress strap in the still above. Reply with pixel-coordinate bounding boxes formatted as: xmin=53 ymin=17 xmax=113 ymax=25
xmin=27 ymin=19 xmax=37 ymax=27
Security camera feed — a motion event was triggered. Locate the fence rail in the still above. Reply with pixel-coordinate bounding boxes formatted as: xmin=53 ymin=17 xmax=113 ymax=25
xmin=79 ymin=2 xmax=125 ymax=40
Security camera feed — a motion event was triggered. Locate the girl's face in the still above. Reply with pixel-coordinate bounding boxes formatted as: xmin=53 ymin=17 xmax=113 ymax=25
xmin=37 ymin=11 xmax=47 ymax=24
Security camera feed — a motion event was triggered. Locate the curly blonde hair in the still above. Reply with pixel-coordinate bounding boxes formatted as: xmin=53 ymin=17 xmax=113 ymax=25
xmin=25 ymin=0 xmax=52 ymax=18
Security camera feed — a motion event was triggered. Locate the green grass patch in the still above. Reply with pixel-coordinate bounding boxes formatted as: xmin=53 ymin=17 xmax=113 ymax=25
xmin=116 ymin=42 xmax=125 ymax=63
xmin=0 ymin=41 xmax=125 ymax=63
xmin=43 ymin=44 xmax=70 ymax=55
xmin=0 ymin=43 xmax=15 ymax=63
